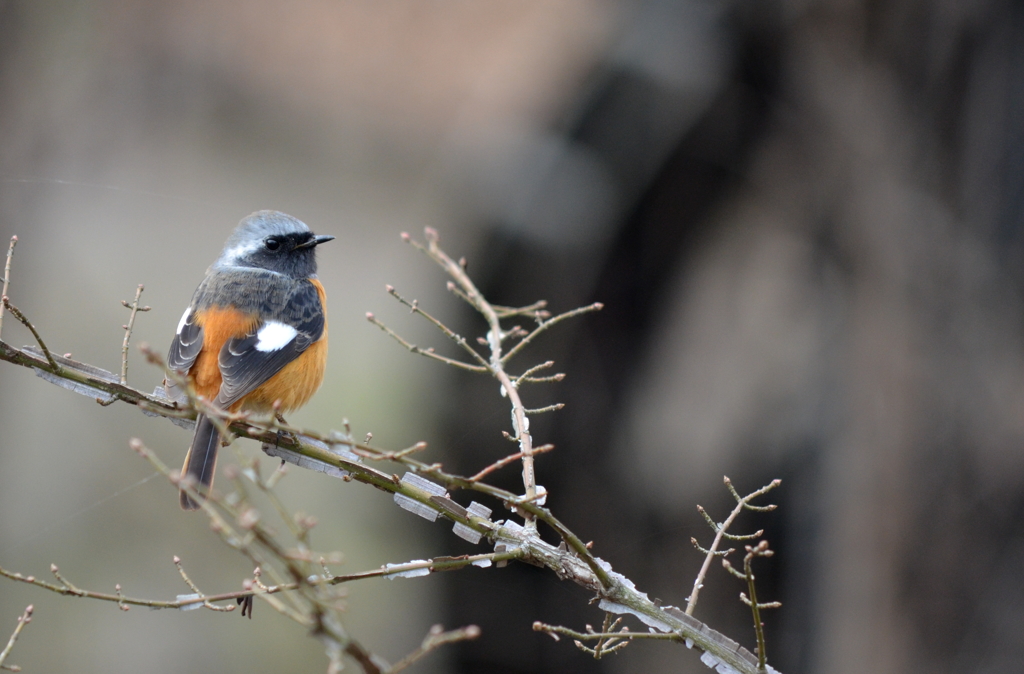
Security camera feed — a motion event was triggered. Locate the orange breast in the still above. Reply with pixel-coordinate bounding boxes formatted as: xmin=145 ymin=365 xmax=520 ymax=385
xmin=191 ymin=306 xmax=259 ymax=402
xmin=191 ymin=279 xmax=328 ymax=415
xmin=242 ymin=336 xmax=328 ymax=413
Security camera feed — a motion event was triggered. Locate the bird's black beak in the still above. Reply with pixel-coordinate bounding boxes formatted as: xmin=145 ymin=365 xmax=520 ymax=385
xmin=296 ymin=234 xmax=335 ymax=249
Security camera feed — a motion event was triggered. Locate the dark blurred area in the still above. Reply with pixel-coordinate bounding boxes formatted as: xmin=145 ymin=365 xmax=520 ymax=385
xmin=2 ymin=1 xmax=1024 ymax=673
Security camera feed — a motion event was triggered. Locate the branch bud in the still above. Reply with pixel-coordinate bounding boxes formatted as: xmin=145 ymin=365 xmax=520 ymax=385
xmin=237 ymin=508 xmax=260 ymax=530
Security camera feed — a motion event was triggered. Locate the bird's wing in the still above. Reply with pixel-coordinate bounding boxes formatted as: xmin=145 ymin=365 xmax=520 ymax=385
xmin=214 ymin=280 xmax=325 ymax=408
xmin=165 ymin=306 xmax=205 ymax=401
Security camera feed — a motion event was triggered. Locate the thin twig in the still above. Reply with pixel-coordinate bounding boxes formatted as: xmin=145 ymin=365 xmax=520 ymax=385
xmin=0 ymin=235 xmax=16 ymax=340
xmin=747 ymin=549 xmax=767 ymax=671
xmin=523 ymin=374 xmax=565 ymax=383
xmin=174 ymin=556 xmax=234 ymax=613
xmin=0 ymin=605 xmax=32 ymax=672
xmin=723 ymin=540 xmax=780 ymax=671
xmin=341 ymin=639 xmax=386 ymax=674
xmin=686 ymin=477 xmax=780 ymax=616
xmin=366 ymin=312 xmax=488 ymax=372
xmin=514 ymin=361 xmax=553 ymax=380
xmin=246 ymin=574 xmax=314 ymax=626
xmin=0 ymin=563 xmax=229 ymax=610
xmin=442 ymin=279 xmax=476 ymax=309
xmin=385 ymin=285 xmax=491 ymax=369
xmin=114 ymin=584 xmax=130 ymax=612
xmin=1 ymin=298 xmax=60 ymax=373
xmin=492 ymin=299 xmax=548 ymax=318
xmin=119 ymin=284 xmax=150 ymax=385
xmin=585 ymin=614 xmax=631 ymax=658
xmin=353 ymin=441 xmax=430 ymax=463
xmin=501 ymin=303 xmax=604 ymax=365
xmin=242 ymin=461 xmax=308 ymax=541
xmin=130 ymin=437 xmax=310 ymax=619
xmin=469 ymin=444 xmax=555 ymax=482
xmin=389 ymin=624 xmax=481 ymax=673
xmin=541 ymin=613 xmax=636 ymax=659
xmin=49 ymin=564 xmax=81 ymax=594
xmin=0 ymin=536 xmax=520 ymax=612
xmin=513 ymin=361 xmax=559 ymax=387
xmin=533 ymin=621 xmax=675 ymax=642
xmin=523 ymin=403 xmax=564 ymax=415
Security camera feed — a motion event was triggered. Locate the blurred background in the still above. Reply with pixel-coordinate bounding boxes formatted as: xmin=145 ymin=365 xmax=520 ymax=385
xmin=2 ymin=0 xmax=1024 ymax=672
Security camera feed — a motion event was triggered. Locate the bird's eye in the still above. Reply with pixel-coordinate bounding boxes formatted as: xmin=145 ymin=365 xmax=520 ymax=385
xmin=264 ymin=237 xmax=282 ymax=251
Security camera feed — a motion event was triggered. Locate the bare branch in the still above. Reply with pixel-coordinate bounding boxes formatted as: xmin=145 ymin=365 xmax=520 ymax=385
xmin=500 ymin=302 xmax=604 ymax=365
xmin=469 ymin=444 xmax=554 ymax=483
xmin=724 ymin=540 xmax=780 ymax=671
xmin=519 ymin=373 xmax=565 ymax=385
xmin=365 ymin=312 xmax=488 ymax=372
xmin=385 ymin=285 xmax=491 ymax=368
xmin=388 ymin=624 xmax=481 ymax=673
xmin=491 ymin=299 xmax=548 ymax=318
xmin=0 ymin=605 xmax=32 ymax=672
xmin=1 ymin=298 xmax=60 ymax=373
xmin=403 ymin=229 xmax=551 ymax=531
xmin=0 ymin=235 xmax=16 ymax=341
xmin=523 ymin=403 xmax=564 ymax=415
xmin=173 ymin=556 xmax=235 ymax=613
xmin=513 ymin=360 xmax=555 ymax=386
xmin=686 ymin=477 xmax=781 ymax=616
xmin=533 ymin=617 xmax=677 ymax=651
xmin=119 ymin=284 xmax=150 ymax=385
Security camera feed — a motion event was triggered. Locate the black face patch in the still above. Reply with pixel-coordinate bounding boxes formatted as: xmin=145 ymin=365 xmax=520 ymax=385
xmin=242 ymin=231 xmax=320 ymax=278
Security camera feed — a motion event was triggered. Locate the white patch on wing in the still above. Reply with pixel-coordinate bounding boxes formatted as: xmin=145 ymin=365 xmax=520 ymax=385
xmin=255 ymin=321 xmax=298 ymax=352
xmin=176 ymin=308 xmax=191 ymax=335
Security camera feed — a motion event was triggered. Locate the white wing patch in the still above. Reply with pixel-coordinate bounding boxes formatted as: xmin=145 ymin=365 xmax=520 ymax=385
xmin=255 ymin=321 xmax=298 ymax=352
xmin=176 ymin=307 xmax=191 ymax=335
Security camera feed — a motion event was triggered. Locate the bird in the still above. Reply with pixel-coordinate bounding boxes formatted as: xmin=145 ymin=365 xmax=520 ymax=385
xmin=165 ymin=210 xmax=332 ymax=510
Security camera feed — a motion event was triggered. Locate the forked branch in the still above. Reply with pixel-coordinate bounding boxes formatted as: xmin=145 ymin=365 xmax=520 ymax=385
xmin=687 ymin=476 xmax=780 ymax=616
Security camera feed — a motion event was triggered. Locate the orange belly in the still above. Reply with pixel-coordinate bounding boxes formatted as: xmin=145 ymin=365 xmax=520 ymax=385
xmin=242 ymin=336 xmax=327 ymax=413
xmin=191 ymin=306 xmax=258 ymax=403
xmin=189 ymin=280 xmax=328 ymax=414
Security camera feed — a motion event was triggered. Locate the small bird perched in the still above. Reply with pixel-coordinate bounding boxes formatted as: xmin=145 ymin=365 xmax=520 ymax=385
xmin=165 ymin=211 xmax=332 ymax=510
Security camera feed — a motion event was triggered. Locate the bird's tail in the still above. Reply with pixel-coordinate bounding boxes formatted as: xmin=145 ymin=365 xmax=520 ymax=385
xmin=180 ymin=414 xmax=220 ymax=510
